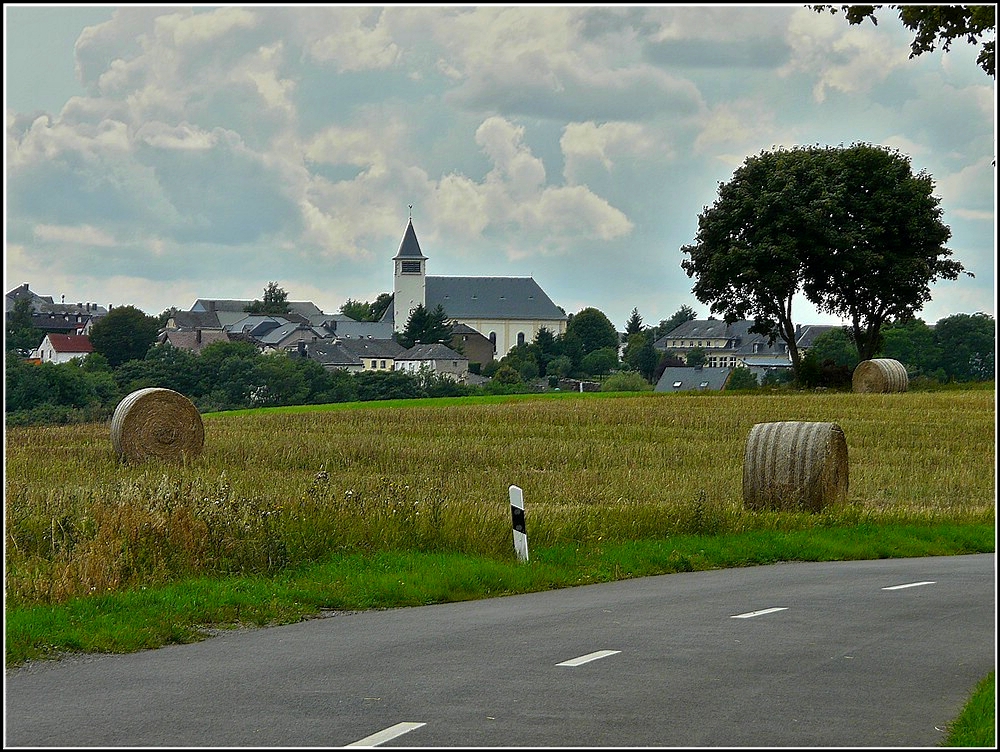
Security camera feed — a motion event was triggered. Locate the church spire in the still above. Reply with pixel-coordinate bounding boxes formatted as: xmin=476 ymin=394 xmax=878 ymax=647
xmin=393 ymin=212 xmax=426 ymax=260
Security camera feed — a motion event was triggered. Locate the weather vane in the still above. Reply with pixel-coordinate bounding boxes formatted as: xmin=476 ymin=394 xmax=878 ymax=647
xmin=408 ymin=204 xmax=413 ymax=219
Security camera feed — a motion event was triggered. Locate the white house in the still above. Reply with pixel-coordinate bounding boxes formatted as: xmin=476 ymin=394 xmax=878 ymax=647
xmin=392 ymin=217 xmax=567 ymax=359
xmin=395 ymin=342 xmax=469 ymax=381
xmin=31 ymin=334 xmax=94 ymax=364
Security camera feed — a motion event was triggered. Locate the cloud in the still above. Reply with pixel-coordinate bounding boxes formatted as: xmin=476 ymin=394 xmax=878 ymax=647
xmin=302 ymin=7 xmax=401 ymax=72
xmin=780 ymin=7 xmax=910 ymax=103
xmin=33 ymin=224 xmax=118 ymax=247
xmin=560 ymin=121 xmax=664 ymax=183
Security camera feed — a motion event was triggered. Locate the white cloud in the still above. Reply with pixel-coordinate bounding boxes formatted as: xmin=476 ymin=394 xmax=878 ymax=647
xmin=560 ymin=121 xmax=664 ymax=183
xmin=135 ymin=121 xmax=215 ymax=150
xmin=33 ymin=224 xmax=118 ymax=246
xmin=303 ymin=7 xmax=400 ymax=72
xmin=780 ymin=7 xmax=910 ymax=103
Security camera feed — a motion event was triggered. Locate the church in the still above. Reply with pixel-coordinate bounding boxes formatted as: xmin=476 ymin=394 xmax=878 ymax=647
xmin=392 ymin=217 xmax=567 ymax=359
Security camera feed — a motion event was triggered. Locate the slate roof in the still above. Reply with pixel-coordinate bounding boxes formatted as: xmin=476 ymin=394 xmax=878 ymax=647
xmin=189 ymin=299 xmax=323 ymax=325
xmin=425 ymin=276 xmax=566 ymax=321
xmin=655 ymin=319 xmax=842 ymax=354
xmin=338 ymin=338 xmax=407 ymax=360
xmin=393 ymin=218 xmax=427 ymax=259
xmin=304 ymin=341 xmax=364 ymax=368
xmin=654 ymin=366 xmax=732 ymax=392
xmin=398 ymin=343 xmax=467 ymax=361
xmin=169 ymin=310 xmax=222 ymax=329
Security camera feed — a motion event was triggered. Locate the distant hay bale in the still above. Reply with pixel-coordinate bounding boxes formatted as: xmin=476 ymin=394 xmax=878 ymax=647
xmin=111 ymin=388 xmax=204 ymax=464
xmin=742 ymin=421 xmax=849 ymax=513
xmin=853 ymin=358 xmax=908 ymax=393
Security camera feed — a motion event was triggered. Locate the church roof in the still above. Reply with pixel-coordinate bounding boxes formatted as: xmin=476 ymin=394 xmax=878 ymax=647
xmin=426 ymin=276 xmax=566 ymax=321
xmin=393 ymin=218 xmax=426 ymax=260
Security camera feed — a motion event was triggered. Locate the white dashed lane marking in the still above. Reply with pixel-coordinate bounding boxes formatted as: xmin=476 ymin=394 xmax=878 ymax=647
xmin=345 ymin=721 xmax=426 ymax=747
xmin=731 ymin=607 xmax=788 ymax=619
xmin=556 ymin=650 xmax=621 ymax=667
xmin=882 ymin=581 xmax=936 ymax=590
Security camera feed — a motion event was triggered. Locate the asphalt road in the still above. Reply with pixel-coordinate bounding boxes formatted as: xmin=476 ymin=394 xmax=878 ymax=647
xmin=4 ymin=554 xmax=995 ymax=748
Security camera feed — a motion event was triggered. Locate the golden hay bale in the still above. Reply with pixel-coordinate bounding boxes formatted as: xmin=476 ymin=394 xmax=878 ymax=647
xmin=852 ymin=358 xmax=908 ymax=393
xmin=111 ymin=387 xmax=204 ymax=463
xmin=742 ymin=421 xmax=848 ymax=513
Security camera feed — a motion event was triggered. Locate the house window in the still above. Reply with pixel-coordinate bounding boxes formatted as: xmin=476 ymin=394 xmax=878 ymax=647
xmin=489 ymin=332 xmax=496 ymax=346
xmin=380 ymin=360 xmax=386 ymax=369
xmin=673 ymin=381 xmax=683 ymax=388
xmin=517 ymin=332 xmax=525 ymax=346
xmin=400 ymin=260 xmax=421 ymax=274
xmin=371 ymin=360 xmax=377 ymax=368
xmin=699 ymin=381 xmax=710 ymax=388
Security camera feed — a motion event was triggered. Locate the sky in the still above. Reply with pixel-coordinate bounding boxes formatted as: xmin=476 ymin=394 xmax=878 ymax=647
xmin=4 ymin=4 xmax=996 ymax=333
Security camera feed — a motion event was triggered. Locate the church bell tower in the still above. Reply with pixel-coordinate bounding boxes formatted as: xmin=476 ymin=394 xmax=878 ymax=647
xmin=392 ymin=209 xmax=427 ymax=332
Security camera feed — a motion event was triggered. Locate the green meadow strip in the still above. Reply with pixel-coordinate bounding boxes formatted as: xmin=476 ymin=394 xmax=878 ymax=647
xmin=6 ymin=523 xmax=992 ymax=667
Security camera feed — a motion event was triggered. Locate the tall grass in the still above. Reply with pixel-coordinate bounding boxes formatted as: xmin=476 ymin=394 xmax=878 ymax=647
xmin=5 ymin=389 xmax=995 ymax=607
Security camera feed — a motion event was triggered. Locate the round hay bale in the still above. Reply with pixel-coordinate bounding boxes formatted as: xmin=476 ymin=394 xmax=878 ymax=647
xmin=742 ymin=421 xmax=848 ymax=513
xmin=852 ymin=358 xmax=908 ymax=393
xmin=111 ymin=387 xmax=204 ymax=463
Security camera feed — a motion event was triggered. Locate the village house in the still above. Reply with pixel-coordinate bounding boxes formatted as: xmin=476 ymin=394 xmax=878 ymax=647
xmin=394 ymin=342 xmax=470 ymax=382
xmin=654 ymin=319 xmax=839 ymax=380
xmin=30 ymin=333 xmax=94 ymax=364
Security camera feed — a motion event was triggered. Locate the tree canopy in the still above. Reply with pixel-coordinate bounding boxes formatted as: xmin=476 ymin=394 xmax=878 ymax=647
xmin=681 ymin=143 xmax=965 ymax=375
xmin=565 ymin=307 xmax=620 ymax=356
xmin=812 ymin=4 xmax=996 ymax=77
xmin=340 ymin=293 xmax=392 ymax=322
xmin=244 ymin=282 xmax=290 ymax=315
xmin=398 ymin=303 xmax=451 ymax=349
xmin=88 ymin=306 xmax=161 ymax=368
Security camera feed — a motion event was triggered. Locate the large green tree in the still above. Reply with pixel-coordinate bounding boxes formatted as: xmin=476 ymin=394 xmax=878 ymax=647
xmin=340 ymin=293 xmax=393 ymax=322
xmin=88 ymin=306 xmax=161 ymax=368
xmin=565 ymin=307 xmax=619 ymax=356
xmin=398 ymin=303 xmax=451 ymax=349
xmin=878 ymin=318 xmax=940 ymax=377
xmin=681 ymin=143 xmax=965 ymax=374
xmin=812 ymin=4 xmax=996 ymax=77
xmin=624 ymin=308 xmax=644 ymax=338
xmin=932 ymin=312 xmax=995 ymax=381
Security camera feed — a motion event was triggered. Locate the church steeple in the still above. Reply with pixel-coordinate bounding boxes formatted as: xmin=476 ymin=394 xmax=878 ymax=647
xmin=392 ymin=210 xmax=427 ymax=333
xmin=393 ymin=216 xmax=426 ymax=262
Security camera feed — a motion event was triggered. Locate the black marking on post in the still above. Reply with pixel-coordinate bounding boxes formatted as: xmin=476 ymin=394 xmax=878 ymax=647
xmin=511 ymin=505 xmax=526 ymax=533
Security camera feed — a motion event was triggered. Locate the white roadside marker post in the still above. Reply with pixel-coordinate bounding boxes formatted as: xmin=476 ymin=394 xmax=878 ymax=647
xmin=509 ymin=484 xmax=528 ymax=562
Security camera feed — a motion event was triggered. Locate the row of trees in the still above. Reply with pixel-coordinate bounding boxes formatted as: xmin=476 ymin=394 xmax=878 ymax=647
xmin=798 ymin=312 xmax=995 ymax=388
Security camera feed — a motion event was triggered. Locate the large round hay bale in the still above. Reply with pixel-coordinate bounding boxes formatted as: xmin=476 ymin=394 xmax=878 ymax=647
xmin=111 ymin=388 xmax=204 ymax=463
xmin=742 ymin=421 xmax=848 ymax=512
xmin=852 ymin=358 xmax=908 ymax=393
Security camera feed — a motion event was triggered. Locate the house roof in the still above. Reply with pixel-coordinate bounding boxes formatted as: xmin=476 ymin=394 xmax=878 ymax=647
xmin=169 ymin=310 xmax=223 ymax=330
xmin=425 ymin=276 xmax=566 ymax=321
xmin=159 ymin=330 xmax=231 ymax=351
xmin=338 ymin=338 xmax=407 ymax=359
xmin=398 ymin=343 xmax=467 ymax=361
xmin=654 ymin=366 xmax=731 ymax=392
xmin=44 ymin=334 xmax=94 ymax=353
xmin=656 ymin=319 xmax=842 ymax=354
xmin=305 ymin=341 xmax=363 ymax=367
xmin=189 ymin=299 xmax=323 ymax=320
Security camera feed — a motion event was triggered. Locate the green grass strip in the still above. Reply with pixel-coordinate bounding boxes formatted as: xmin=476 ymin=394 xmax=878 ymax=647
xmin=6 ymin=522 xmax=993 ymax=668
xmin=941 ymin=672 xmax=995 ymax=747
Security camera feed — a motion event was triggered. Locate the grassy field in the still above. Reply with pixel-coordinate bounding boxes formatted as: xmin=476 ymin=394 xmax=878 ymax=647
xmin=4 ymin=388 xmax=995 ymax=654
